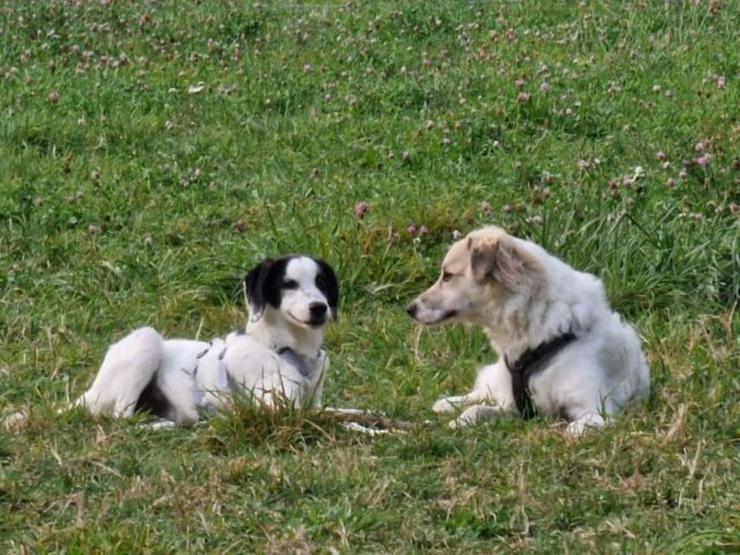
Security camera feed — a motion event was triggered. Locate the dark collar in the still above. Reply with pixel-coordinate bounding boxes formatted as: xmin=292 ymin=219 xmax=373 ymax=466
xmin=504 ymin=332 xmax=576 ymax=419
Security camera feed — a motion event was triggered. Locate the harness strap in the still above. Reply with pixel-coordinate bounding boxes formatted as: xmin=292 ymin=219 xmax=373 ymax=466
xmin=504 ymin=332 xmax=576 ymax=419
xmin=195 ymin=342 xmax=321 ymax=390
xmin=188 ymin=341 xmax=228 ymax=409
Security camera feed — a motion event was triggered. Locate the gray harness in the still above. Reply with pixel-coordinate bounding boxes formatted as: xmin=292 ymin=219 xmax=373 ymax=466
xmin=187 ymin=340 xmax=323 ymax=409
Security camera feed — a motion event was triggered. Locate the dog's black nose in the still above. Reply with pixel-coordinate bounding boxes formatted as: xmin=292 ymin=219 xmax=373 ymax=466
xmin=309 ymin=302 xmax=328 ymax=319
xmin=406 ymin=303 xmax=417 ymax=318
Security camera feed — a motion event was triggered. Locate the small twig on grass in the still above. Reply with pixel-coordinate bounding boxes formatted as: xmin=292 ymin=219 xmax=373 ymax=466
xmin=413 ymin=326 xmax=423 ymax=365
xmin=303 ymin=418 xmax=337 ymax=442
xmin=322 ymin=407 xmax=415 ymax=432
xmin=89 ymin=460 xmax=123 ymax=478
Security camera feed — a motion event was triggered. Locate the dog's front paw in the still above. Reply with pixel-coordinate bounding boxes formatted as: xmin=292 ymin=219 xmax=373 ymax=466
xmin=449 ymin=412 xmax=479 ymax=429
xmin=449 ymin=405 xmax=503 ymax=429
xmin=566 ymin=413 xmax=606 ymax=437
xmin=433 ymin=397 xmax=460 ymax=414
xmin=566 ymin=420 xmax=588 ymax=437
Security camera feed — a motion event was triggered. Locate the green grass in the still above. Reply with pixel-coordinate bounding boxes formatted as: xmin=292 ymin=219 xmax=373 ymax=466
xmin=1 ymin=0 xmax=738 ymax=552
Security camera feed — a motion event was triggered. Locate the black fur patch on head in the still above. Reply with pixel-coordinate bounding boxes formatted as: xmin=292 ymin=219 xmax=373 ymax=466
xmin=314 ymin=258 xmax=340 ymax=317
xmin=244 ymin=258 xmax=275 ymax=320
xmin=244 ymin=257 xmax=296 ymax=319
xmin=244 ymin=256 xmax=340 ymax=321
xmin=261 ymin=257 xmax=291 ymax=309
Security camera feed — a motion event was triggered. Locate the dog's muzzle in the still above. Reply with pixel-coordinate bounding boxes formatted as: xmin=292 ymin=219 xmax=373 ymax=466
xmin=407 ymin=301 xmax=457 ymax=324
xmin=406 ymin=302 xmax=418 ymax=318
xmin=308 ymin=302 xmax=329 ymax=326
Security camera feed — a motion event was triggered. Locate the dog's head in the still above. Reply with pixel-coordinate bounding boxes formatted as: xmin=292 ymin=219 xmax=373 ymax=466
xmin=407 ymin=226 xmax=546 ymax=325
xmin=245 ymin=255 xmax=339 ymax=329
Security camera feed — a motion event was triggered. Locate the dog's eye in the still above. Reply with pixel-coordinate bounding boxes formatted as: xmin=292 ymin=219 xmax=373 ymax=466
xmin=442 ymin=271 xmax=454 ymax=282
xmin=284 ymin=279 xmax=299 ymax=289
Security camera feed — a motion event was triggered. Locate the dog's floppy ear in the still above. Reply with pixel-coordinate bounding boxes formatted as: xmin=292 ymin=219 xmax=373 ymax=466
xmin=315 ymin=259 xmax=340 ymax=320
xmin=244 ymin=258 xmax=274 ymax=322
xmin=469 ymin=235 xmax=545 ymax=292
xmin=469 ymin=236 xmax=500 ymax=283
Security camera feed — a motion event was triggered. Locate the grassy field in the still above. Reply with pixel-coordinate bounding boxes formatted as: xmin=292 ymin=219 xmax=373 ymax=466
xmin=1 ymin=0 xmax=738 ymax=552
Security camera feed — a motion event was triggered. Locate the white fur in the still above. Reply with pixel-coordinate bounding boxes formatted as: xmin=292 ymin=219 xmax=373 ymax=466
xmin=278 ymin=256 xmax=336 ymax=327
xmin=72 ymin=257 xmax=334 ymax=425
xmin=72 ymin=327 xmax=169 ymax=418
xmin=411 ymin=226 xmax=650 ymax=435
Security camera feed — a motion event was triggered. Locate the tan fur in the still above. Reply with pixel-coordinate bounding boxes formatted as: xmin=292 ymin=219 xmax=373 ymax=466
xmin=469 ymin=227 xmax=546 ymax=291
xmin=408 ymin=225 xmax=651 ymax=435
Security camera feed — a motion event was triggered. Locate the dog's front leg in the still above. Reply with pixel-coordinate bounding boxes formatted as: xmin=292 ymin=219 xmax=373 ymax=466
xmin=566 ymin=412 xmax=607 ymax=436
xmin=449 ymin=404 xmax=508 ymax=429
xmin=306 ymin=351 xmax=329 ymax=409
xmin=432 ymin=393 xmax=483 ymax=414
xmin=433 ymin=362 xmax=514 ymax=414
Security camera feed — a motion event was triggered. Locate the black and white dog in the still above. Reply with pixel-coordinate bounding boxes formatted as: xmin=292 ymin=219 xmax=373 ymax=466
xmin=71 ymin=256 xmax=339 ymax=426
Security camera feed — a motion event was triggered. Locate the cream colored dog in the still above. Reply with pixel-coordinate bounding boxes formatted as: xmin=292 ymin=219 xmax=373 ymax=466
xmin=407 ymin=226 xmax=650 ymax=435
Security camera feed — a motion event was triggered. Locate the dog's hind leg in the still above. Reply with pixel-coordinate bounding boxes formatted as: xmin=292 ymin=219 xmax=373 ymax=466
xmin=76 ymin=327 xmax=164 ymax=417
